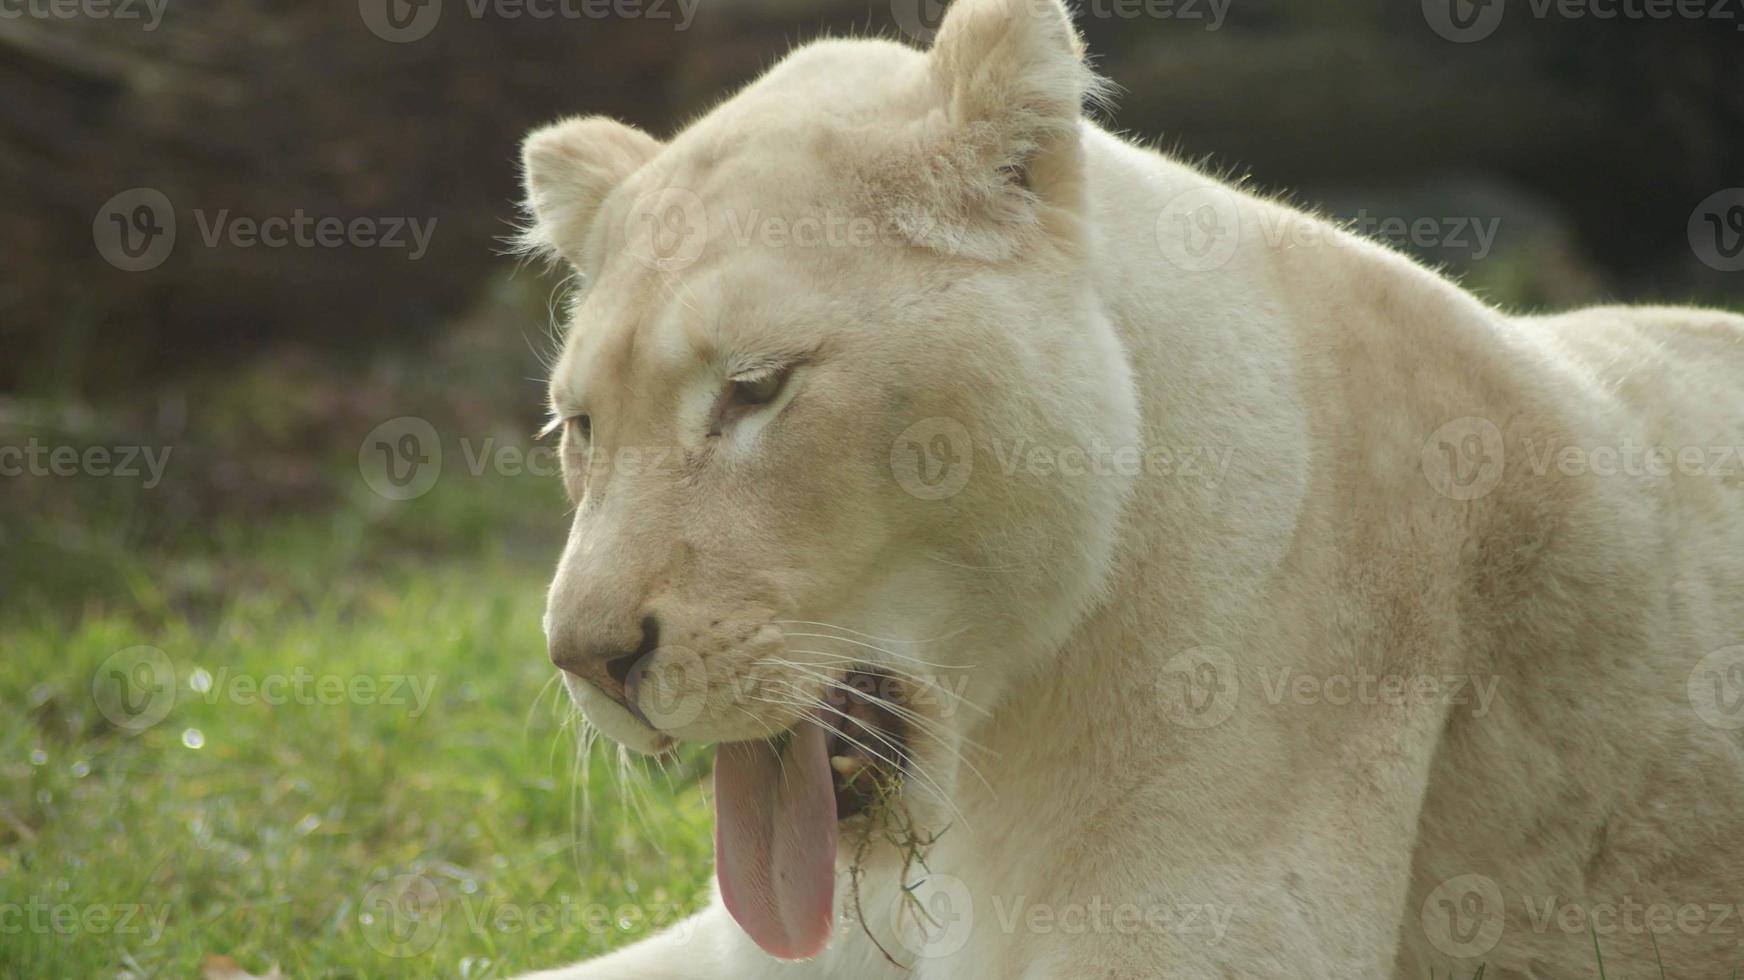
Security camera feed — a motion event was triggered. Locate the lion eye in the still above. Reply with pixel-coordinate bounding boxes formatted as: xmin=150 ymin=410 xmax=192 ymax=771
xmin=558 ymin=415 xmax=592 ymax=502
xmin=711 ymin=366 xmax=793 ymax=435
xmin=561 ymin=415 xmax=592 ymax=463
xmin=730 ymin=372 xmax=785 ymax=407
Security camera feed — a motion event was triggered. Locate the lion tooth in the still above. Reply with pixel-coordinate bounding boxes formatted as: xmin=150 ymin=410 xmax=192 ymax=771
xmin=831 ymin=755 xmax=867 ymax=778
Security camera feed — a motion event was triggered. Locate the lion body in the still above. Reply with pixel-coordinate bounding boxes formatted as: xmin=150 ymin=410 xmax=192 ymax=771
xmin=518 ymin=2 xmax=1744 ymax=976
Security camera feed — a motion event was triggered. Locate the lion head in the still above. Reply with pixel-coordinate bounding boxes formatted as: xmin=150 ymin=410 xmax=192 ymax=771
xmin=520 ymin=0 xmax=1138 ymax=958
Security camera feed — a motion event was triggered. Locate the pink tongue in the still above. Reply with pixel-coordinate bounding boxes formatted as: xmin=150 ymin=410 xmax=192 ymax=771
xmin=713 ymin=719 xmax=838 ymax=960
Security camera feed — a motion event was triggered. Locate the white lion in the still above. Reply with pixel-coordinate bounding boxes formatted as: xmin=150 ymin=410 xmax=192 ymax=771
xmin=516 ymin=0 xmax=1744 ymax=976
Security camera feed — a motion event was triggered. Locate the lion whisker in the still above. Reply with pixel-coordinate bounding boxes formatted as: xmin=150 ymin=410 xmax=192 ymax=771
xmin=744 ymin=691 xmax=969 ymax=828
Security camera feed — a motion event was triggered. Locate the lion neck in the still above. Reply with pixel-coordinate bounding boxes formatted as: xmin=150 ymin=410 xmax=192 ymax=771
xmin=958 ymin=123 xmax=1494 ymax=824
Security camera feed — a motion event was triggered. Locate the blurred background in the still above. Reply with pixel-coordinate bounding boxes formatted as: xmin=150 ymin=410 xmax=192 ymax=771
xmin=2 ymin=0 xmax=1741 ymax=975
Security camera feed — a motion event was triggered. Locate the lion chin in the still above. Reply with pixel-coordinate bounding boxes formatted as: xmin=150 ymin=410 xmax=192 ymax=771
xmin=512 ymin=0 xmax=1744 ymax=977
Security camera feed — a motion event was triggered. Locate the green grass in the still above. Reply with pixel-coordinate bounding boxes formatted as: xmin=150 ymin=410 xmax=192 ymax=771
xmin=0 ymin=463 xmax=713 ymax=978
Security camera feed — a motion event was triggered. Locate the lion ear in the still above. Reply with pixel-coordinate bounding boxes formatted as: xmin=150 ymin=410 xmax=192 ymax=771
xmin=894 ymin=0 xmax=1099 ymax=257
xmin=520 ymin=116 xmax=662 ymax=271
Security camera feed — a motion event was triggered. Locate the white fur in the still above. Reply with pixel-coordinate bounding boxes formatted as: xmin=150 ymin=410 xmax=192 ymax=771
xmin=518 ymin=1 xmax=1744 ymax=976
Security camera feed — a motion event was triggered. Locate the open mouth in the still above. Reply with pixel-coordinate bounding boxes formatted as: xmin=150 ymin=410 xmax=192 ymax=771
xmin=824 ymin=668 xmax=911 ymax=822
xmin=712 ymin=666 xmax=912 ymax=961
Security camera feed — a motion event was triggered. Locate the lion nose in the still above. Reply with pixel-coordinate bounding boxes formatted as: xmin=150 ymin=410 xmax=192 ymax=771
xmin=550 ymin=614 xmax=661 ymax=720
